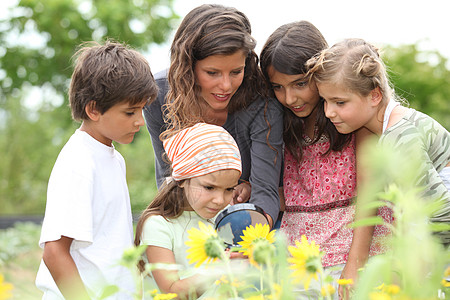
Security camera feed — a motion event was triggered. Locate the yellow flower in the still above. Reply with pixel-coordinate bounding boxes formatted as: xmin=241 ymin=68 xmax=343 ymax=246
xmin=215 ymin=275 xmax=229 ymax=285
xmin=442 ymin=278 xmax=450 ymax=288
xmin=266 ymin=283 xmax=282 ymax=299
xmin=321 ymin=284 xmax=336 ymax=297
xmin=238 ymin=223 xmax=276 ymax=265
xmin=442 ymin=266 xmax=450 ymax=287
xmin=185 ymin=221 xmax=224 ymax=267
xmin=153 ymin=293 xmax=178 ymax=300
xmin=383 ymin=284 xmax=400 ymax=295
xmin=288 ymin=235 xmax=322 ymax=290
xmin=238 ymin=223 xmax=275 ymax=255
xmin=369 ymin=291 xmax=391 ymax=300
xmin=337 ymin=278 xmax=354 ymax=286
xmin=0 ymin=275 xmax=13 ymax=300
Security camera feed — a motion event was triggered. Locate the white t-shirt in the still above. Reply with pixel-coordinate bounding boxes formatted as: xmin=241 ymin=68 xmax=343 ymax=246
xmin=35 ymin=129 xmax=135 ymax=299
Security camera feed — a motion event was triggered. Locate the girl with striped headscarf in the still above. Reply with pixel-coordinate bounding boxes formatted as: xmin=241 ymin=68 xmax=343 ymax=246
xmin=134 ymin=123 xmax=242 ymax=298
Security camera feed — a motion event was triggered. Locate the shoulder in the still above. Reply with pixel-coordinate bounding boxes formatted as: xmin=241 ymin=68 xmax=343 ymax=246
xmin=144 ymin=214 xmax=169 ymax=227
xmin=247 ymin=96 xmax=283 ymax=112
xmin=233 ymin=97 xmax=283 ymax=125
xmin=53 ymin=131 xmax=95 ymax=171
xmin=154 ymin=69 xmax=169 ymax=96
xmin=391 ymin=108 xmax=447 ymax=134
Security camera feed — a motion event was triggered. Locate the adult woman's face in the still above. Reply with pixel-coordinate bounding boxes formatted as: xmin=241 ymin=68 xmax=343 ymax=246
xmin=194 ymin=51 xmax=246 ymax=113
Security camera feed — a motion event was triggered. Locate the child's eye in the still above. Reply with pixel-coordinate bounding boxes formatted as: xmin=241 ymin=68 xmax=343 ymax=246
xmin=336 ymin=101 xmax=345 ymax=106
xmin=206 ymin=71 xmax=217 ymax=76
xmin=271 ymin=85 xmax=281 ymax=91
xmin=226 ymin=187 xmax=235 ymax=192
xmin=126 ymin=112 xmax=135 ymax=116
xmin=295 ymin=81 xmax=308 ymax=88
xmin=203 ymin=186 xmax=214 ymax=191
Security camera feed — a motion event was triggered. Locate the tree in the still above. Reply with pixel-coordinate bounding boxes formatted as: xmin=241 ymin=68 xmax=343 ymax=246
xmin=383 ymin=44 xmax=450 ymax=130
xmin=0 ymin=0 xmax=177 ymax=214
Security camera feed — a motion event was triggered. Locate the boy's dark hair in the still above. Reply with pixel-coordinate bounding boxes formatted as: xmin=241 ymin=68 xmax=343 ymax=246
xmin=69 ymin=41 xmax=158 ymax=121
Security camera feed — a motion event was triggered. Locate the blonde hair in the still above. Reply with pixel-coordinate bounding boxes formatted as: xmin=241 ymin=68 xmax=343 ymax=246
xmin=307 ymin=38 xmax=393 ymax=104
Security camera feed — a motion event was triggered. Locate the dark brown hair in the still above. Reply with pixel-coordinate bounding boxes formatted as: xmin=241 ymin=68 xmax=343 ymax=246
xmin=69 ymin=40 xmax=158 ymax=121
xmin=163 ymin=4 xmax=266 ymax=137
xmin=260 ymin=21 xmax=351 ymax=161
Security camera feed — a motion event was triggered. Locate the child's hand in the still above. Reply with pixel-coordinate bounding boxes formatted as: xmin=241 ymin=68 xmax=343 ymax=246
xmin=339 ymin=261 xmax=358 ymax=300
xmin=225 ymin=248 xmax=247 ymax=259
xmin=232 ymin=182 xmax=251 ymax=204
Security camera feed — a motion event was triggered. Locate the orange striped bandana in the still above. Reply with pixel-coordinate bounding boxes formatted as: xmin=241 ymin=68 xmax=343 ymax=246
xmin=163 ymin=123 xmax=242 ymax=181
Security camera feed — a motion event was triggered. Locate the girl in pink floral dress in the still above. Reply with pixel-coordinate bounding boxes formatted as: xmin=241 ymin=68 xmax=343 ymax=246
xmin=260 ymin=21 xmax=392 ymax=298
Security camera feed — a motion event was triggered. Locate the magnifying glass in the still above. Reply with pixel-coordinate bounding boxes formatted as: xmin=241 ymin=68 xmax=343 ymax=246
xmin=214 ymin=203 xmax=269 ymax=247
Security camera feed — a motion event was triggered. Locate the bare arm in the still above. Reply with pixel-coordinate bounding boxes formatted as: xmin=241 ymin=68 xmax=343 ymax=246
xmin=146 ymin=246 xmax=205 ymax=299
xmin=42 ymin=236 xmax=90 ymax=300
xmin=339 ymin=128 xmax=376 ymax=299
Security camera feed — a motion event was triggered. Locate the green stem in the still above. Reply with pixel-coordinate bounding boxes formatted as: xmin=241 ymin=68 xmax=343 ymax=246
xmin=216 ymin=241 xmax=239 ymax=299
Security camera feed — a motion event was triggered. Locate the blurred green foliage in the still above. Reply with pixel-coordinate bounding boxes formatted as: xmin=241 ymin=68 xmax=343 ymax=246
xmin=0 ymin=0 xmax=177 ymax=214
xmin=384 ymin=43 xmax=450 ymax=129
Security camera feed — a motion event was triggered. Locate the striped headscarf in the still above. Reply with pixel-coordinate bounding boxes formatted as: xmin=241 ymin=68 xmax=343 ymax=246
xmin=163 ymin=123 xmax=242 ymax=181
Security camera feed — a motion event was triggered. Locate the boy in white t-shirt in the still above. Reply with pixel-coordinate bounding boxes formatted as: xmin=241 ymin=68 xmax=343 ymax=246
xmin=35 ymin=41 xmax=158 ymax=300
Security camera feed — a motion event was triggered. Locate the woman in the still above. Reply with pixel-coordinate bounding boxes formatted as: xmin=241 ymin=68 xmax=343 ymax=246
xmin=143 ymin=4 xmax=284 ymax=225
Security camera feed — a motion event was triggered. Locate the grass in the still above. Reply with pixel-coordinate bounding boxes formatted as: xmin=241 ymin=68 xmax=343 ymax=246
xmin=0 ymin=222 xmax=43 ymax=299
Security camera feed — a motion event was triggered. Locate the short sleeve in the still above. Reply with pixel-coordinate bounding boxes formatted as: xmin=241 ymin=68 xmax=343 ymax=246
xmin=141 ymin=215 xmax=174 ymax=250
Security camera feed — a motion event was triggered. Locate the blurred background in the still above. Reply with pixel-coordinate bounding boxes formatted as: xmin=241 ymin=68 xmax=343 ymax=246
xmin=0 ymin=0 xmax=449 ymax=298
xmin=1 ymin=0 xmax=449 ymax=217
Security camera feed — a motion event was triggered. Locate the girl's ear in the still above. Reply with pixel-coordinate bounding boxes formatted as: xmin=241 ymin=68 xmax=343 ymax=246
xmin=85 ymin=100 xmax=101 ymax=121
xmin=178 ymin=180 xmax=186 ymax=189
xmin=370 ymin=87 xmax=383 ymax=107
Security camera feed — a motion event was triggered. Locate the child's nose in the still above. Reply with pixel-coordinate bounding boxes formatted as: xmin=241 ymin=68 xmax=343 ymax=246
xmin=324 ymin=102 xmax=335 ymax=118
xmin=285 ymin=88 xmax=297 ymax=106
xmin=136 ymin=111 xmax=145 ymax=127
xmin=212 ymin=192 xmax=226 ymax=205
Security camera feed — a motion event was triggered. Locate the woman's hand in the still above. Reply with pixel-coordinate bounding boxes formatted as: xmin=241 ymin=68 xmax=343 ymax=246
xmin=232 ymin=182 xmax=251 ymax=204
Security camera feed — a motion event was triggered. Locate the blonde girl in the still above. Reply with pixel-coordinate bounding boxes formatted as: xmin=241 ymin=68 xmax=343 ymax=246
xmin=307 ymin=38 xmax=450 ymax=246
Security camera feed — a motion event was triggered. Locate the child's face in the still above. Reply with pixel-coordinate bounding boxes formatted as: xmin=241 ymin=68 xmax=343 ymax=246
xmin=317 ymin=82 xmax=375 ymax=134
xmin=267 ymin=66 xmax=320 ymax=120
xmin=87 ymin=100 xmax=147 ymax=146
xmin=181 ymin=169 xmax=240 ymax=219
xmin=194 ymin=51 xmax=246 ymax=113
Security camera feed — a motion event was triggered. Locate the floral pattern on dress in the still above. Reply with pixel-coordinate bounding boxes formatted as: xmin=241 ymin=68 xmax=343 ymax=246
xmin=281 ymin=135 xmax=392 ymax=267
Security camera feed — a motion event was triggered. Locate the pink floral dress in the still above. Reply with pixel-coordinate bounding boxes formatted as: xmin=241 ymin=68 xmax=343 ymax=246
xmin=281 ymin=134 xmax=392 ymax=267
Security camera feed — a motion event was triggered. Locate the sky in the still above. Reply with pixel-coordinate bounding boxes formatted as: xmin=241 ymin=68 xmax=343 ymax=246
xmin=147 ymin=0 xmax=450 ymax=73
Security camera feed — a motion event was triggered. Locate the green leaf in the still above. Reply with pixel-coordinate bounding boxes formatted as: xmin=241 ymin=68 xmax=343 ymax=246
xmin=98 ymin=285 xmax=120 ymax=299
xmin=348 ymin=216 xmax=385 ymax=228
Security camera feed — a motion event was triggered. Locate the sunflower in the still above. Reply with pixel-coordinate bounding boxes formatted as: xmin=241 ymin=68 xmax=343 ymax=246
xmin=238 ymin=223 xmax=276 ymax=265
xmin=0 ymin=274 xmax=13 ymax=300
xmin=288 ymin=235 xmax=323 ymax=290
xmin=185 ymin=221 xmax=225 ymax=267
